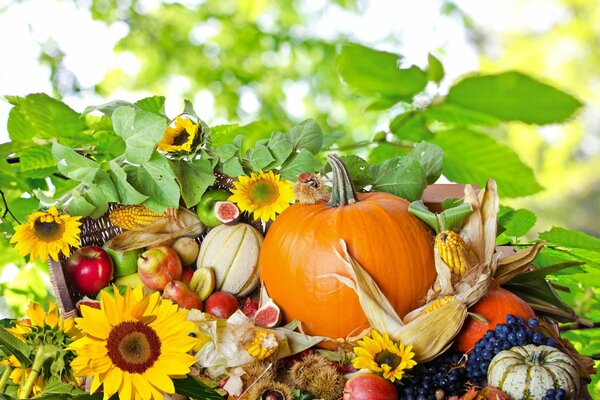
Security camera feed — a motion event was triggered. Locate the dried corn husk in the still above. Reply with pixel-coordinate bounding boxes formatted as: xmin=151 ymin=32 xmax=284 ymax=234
xmin=107 ymin=207 xmax=205 ymax=251
xmin=494 ymin=241 xmax=546 ymax=284
xmin=330 ymin=240 xmax=466 ymax=362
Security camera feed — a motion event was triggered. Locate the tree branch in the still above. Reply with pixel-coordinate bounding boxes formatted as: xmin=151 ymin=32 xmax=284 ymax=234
xmin=0 ymin=188 xmax=21 ymax=224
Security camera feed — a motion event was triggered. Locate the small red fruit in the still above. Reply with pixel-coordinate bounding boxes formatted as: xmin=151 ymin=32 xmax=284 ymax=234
xmin=66 ymin=246 xmax=114 ymax=295
xmin=343 ymin=374 xmax=398 ymax=400
xmin=204 ymin=291 xmax=239 ymax=319
xmin=181 ymin=267 xmax=195 ymax=286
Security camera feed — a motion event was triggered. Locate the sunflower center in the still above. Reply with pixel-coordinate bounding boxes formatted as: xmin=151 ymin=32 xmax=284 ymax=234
xmin=106 ymin=321 xmax=161 ymax=373
xmin=249 ymin=180 xmax=279 ymax=205
xmin=33 ymin=219 xmax=64 ymax=242
xmin=374 ymin=350 xmax=401 ymax=369
xmin=172 ymin=129 xmax=190 ymax=146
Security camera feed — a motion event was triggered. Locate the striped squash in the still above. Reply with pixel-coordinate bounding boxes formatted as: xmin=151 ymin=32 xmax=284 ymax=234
xmin=487 ymin=344 xmax=579 ymax=400
xmin=197 ymin=223 xmax=263 ymax=296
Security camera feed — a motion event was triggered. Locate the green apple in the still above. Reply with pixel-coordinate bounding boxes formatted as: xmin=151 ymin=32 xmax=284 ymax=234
xmin=115 ymin=272 xmax=144 ymax=289
xmin=196 ymin=189 xmax=232 ymax=228
xmin=103 ymin=241 xmax=141 ymax=277
xmin=96 ymin=285 xmax=129 ymax=300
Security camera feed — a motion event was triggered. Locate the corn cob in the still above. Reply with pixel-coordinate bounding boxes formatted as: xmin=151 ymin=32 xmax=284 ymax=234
xmin=109 ymin=205 xmax=166 ymax=231
xmin=421 ymin=296 xmax=454 ymax=316
xmin=435 ymin=230 xmax=475 ymax=276
xmin=246 ymin=329 xmax=279 ymax=360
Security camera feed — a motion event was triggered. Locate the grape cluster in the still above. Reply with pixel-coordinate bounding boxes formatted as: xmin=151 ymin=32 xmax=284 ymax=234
xmin=466 ymin=315 xmax=557 ymax=385
xmin=542 ymin=388 xmax=567 ymax=400
xmin=399 ymin=352 xmax=468 ymax=399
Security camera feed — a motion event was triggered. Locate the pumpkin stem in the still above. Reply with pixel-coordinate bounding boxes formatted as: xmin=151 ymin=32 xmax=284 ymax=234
xmin=326 ymin=154 xmax=359 ymax=207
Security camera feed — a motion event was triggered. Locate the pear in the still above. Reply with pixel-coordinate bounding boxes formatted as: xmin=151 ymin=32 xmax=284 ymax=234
xmin=162 ymin=280 xmax=203 ymax=310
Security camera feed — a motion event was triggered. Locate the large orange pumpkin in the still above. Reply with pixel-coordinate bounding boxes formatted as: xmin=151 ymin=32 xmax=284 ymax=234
xmin=259 ymin=155 xmax=436 ymax=341
xmin=455 ymin=284 xmax=535 ymax=353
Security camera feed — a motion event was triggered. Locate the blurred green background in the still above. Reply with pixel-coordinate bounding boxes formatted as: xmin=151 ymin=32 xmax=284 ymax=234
xmin=0 ymin=0 xmax=599 ymax=393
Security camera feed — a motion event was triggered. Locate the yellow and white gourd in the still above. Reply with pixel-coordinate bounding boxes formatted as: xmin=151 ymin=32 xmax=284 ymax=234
xmin=197 ymin=223 xmax=262 ymax=297
xmin=487 ymin=344 xmax=579 ymax=400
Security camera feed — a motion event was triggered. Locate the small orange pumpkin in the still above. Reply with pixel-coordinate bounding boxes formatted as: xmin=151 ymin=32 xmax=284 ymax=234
xmin=259 ymin=155 xmax=436 ymax=341
xmin=455 ymin=284 xmax=535 ymax=353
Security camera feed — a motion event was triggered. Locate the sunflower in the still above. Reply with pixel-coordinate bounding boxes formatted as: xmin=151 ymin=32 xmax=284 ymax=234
xmin=10 ymin=206 xmax=81 ymax=262
xmin=229 ymin=170 xmax=295 ymax=222
xmin=69 ymin=286 xmax=198 ymax=400
xmin=157 ymin=116 xmax=198 ymax=153
xmin=352 ymin=330 xmax=417 ymax=383
xmin=2 ymin=356 xmax=46 ymax=397
xmin=9 ymin=300 xmax=79 ymax=340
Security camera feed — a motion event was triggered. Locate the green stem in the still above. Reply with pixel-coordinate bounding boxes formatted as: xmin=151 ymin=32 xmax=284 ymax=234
xmin=0 ymin=366 xmax=13 ymax=393
xmin=326 ymin=154 xmax=359 ymax=207
xmin=19 ymin=346 xmax=49 ymax=400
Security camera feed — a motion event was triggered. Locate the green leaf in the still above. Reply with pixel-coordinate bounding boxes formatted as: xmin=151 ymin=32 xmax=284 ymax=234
xmin=221 ymin=157 xmax=245 ymax=178
xmin=407 ymin=141 xmax=443 ymax=184
xmin=173 ymin=375 xmax=225 ymax=400
xmin=368 ymin=142 xmax=410 ymax=164
xmin=510 ymin=261 xmax=586 ymax=283
xmin=341 ymin=155 xmax=372 ymax=189
xmin=111 ymin=106 xmax=137 ymax=140
xmin=337 ymin=43 xmax=428 ymax=104
xmin=369 ymin=156 xmax=427 ymax=201
xmin=266 ymin=131 xmax=294 ymax=167
xmin=95 ymin=170 xmax=119 ymax=203
xmin=52 ymin=143 xmax=99 ymax=184
xmin=125 ymin=111 xmax=167 ymax=165
xmin=497 ymin=207 xmax=537 ymax=239
xmin=129 ymin=152 xmax=180 ymax=213
xmin=279 ymin=149 xmax=321 ymax=180
xmin=427 ymin=53 xmax=444 ymax=83
xmin=169 ymin=159 xmax=216 ymax=208
xmin=389 ymin=113 xmax=432 ymax=141
xmin=249 ymin=144 xmax=275 ymax=171
xmin=18 ymin=145 xmax=57 ymax=178
xmin=423 ymin=103 xmax=499 ymax=127
xmin=84 ymin=100 xmax=136 ymax=116
xmin=430 ymin=129 xmax=543 ymax=198
xmin=66 ymin=191 xmax=96 ymax=217
xmin=108 ymin=160 xmax=149 ymax=205
xmin=288 ymin=119 xmax=323 ymax=153
xmin=183 ymin=99 xmax=200 ymax=120
xmin=135 ymin=96 xmax=166 ymax=116
xmin=439 ymin=202 xmax=473 ymax=231
xmin=539 ymin=227 xmax=600 ymax=251
xmin=446 ymin=71 xmax=582 ymax=124
xmin=0 ymin=327 xmax=30 ymax=369
xmin=84 ymin=184 xmax=109 ymax=219
xmin=409 ymin=200 xmax=439 ymax=231
xmin=210 ymin=124 xmax=240 ymax=147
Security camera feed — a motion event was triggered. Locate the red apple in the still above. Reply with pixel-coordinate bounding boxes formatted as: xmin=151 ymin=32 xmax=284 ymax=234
xmin=137 ymin=246 xmax=182 ymax=291
xmin=181 ymin=267 xmax=194 ymax=286
xmin=66 ymin=246 xmax=114 ymax=295
xmin=343 ymin=374 xmax=398 ymax=400
xmin=204 ymin=291 xmax=239 ymax=319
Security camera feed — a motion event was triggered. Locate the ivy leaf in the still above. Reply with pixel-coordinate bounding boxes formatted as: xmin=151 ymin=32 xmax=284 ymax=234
xmin=84 ymin=184 xmax=109 ymax=219
xmin=288 ymin=119 xmax=323 ymax=153
xmin=337 ymin=43 xmax=427 ymax=105
xmin=52 ymin=143 xmax=99 ymax=184
xmin=128 ymin=152 xmax=180 ymax=213
xmin=84 ymin=100 xmax=137 ymax=116
xmin=539 ymin=227 xmax=600 ymax=251
xmin=169 ymin=159 xmax=216 ymax=208
xmin=125 ymin=112 xmax=167 ymax=165
xmin=135 ymin=96 xmax=166 ymax=116
xmin=111 ymin=106 xmax=137 ymax=140
xmin=266 ymin=131 xmax=294 ymax=168
xmin=446 ymin=71 xmax=582 ymax=124
xmin=407 ymin=141 xmax=443 ymax=184
xmin=426 ymin=53 xmax=445 ymax=84
xmin=108 ymin=160 xmax=149 ymax=205
xmin=67 ymin=191 xmax=96 ymax=217
xmin=430 ymin=129 xmax=543 ymax=198
xmin=221 ymin=158 xmax=244 ymax=178
xmin=280 ymin=149 xmax=321 ymax=180
xmin=249 ymin=145 xmax=275 ymax=171
xmin=218 ymin=144 xmax=240 ymax=162
xmin=369 ymin=157 xmax=427 ymax=201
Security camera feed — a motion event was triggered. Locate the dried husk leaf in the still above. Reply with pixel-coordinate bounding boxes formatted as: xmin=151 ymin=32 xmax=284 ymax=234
xmin=392 ymin=298 xmax=467 ymax=362
xmin=494 ymin=241 xmax=546 ymax=284
xmin=326 ymin=240 xmax=404 ymax=334
xmin=108 ymin=208 xmax=205 ymax=251
xmin=479 ymin=179 xmax=500 ymax=270
xmin=461 ymin=184 xmax=484 ymax=264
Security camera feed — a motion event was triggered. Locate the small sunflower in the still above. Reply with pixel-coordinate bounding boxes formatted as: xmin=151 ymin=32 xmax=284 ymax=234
xmin=157 ymin=116 xmax=199 ymax=153
xmin=9 ymin=300 xmax=79 ymax=340
xmin=352 ymin=330 xmax=417 ymax=383
xmin=2 ymin=355 xmax=46 ymax=397
xmin=10 ymin=206 xmax=81 ymax=262
xmin=69 ymin=286 xmax=198 ymax=400
xmin=229 ymin=170 xmax=294 ymax=222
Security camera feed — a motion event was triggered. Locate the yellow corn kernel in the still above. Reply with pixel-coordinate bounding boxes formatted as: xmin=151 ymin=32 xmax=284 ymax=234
xmin=421 ymin=296 xmax=454 ymax=316
xmin=109 ymin=205 xmax=165 ymax=231
xmin=435 ymin=230 xmax=473 ymax=276
xmin=246 ymin=329 xmax=279 ymax=360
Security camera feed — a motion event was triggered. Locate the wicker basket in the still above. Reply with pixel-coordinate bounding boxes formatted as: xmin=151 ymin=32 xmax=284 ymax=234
xmin=48 ymin=182 xmax=472 ymax=318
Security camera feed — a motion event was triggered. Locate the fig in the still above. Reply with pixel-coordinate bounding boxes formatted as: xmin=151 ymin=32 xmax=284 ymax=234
xmin=241 ymin=297 xmax=259 ymax=319
xmin=214 ymin=201 xmax=240 ymax=225
xmin=254 ymin=285 xmax=281 ymax=328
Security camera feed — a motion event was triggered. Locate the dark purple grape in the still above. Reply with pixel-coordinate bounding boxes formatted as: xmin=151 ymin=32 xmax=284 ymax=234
xmin=528 ymin=317 xmax=539 ymax=327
